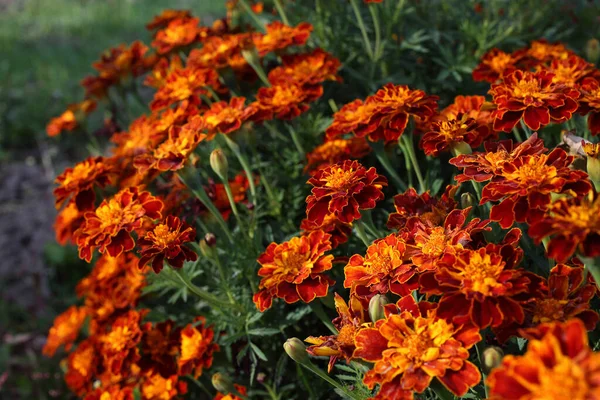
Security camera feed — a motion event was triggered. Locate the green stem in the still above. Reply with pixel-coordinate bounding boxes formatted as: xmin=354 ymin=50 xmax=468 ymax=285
xmin=309 ymin=301 xmax=338 ymax=334
xmin=349 ymin=0 xmax=374 ymax=60
xmin=273 ymin=0 xmax=290 ymax=25
xmin=429 ymin=378 xmax=455 ymax=400
xmin=222 ymin=179 xmax=244 ymax=229
xmin=245 ymin=56 xmax=271 ymax=87
xmin=368 ymin=4 xmax=382 ymax=60
xmin=288 ymin=125 xmax=305 ymax=155
xmin=175 ymin=269 xmax=239 ymax=310
xmin=221 ymin=134 xmax=257 ymax=203
xmin=519 ymin=120 xmax=532 ymax=138
xmin=301 ymin=362 xmax=359 ymax=399
xmin=213 ymin=253 xmax=236 ymax=305
xmin=401 ymin=134 xmax=425 ymax=193
xmin=237 ymin=0 xmax=265 ymax=31
xmin=187 ymin=376 xmax=213 ymax=397
xmin=388 ymin=0 xmax=406 ymax=37
xmin=512 ymin=126 xmax=524 ymax=142
xmin=354 ymin=220 xmax=371 ymax=247
xmin=372 ymin=143 xmax=408 ymax=191
xmin=581 ymin=256 xmax=600 ymax=293
xmin=475 ymin=341 xmax=489 ymax=398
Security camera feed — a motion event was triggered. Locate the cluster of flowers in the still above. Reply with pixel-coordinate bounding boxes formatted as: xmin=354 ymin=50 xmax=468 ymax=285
xmin=44 ymin=0 xmax=600 ymax=398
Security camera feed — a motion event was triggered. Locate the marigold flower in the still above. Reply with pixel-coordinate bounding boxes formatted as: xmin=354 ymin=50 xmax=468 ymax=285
xmin=150 ymin=66 xmax=224 ymax=111
xmin=134 ymin=126 xmax=206 ymax=173
xmin=141 ymin=371 xmax=187 ymax=400
xmin=513 ymin=39 xmax=574 ymax=68
xmin=81 ymin=75 xmax=114 ymax=100
xmin=178 ymin=317 xmax=219 ymax=378
xmin=344 ymin=234 xmax=416 ymax=297
xmin=306 ymin=293 xmax=370 ymax=372
xmin=54 ymin=156 xmax=116 ymax=210
xmin=75 ymin=187 xmax=164 ymax=262
xmin=43 ymin=306 xmax=87 ymax=356
xmin=419 ymin=245 xmax=534 ymax=329
xmin=201 ymin=97 xmax=257 ymax=138
xmin=529 ymin=192 xmax=600 ymax=262
xmin=98 ymin=309 xmax=145 ymax=374
xmin=55 ymin=202 xmax=85 ymax=245
xmin=93 ymin=41 xmax=151 ymax=81
xmin=440 ymin=95 xmax=493 ymax=127
xmin=325 ymin=99 xmax=378 ymax=140
xmin=188 ymin=34 xmax=248 ymax=70
xmin=268 ymin=49 xmax=341 ymax=86
xmin=84 ymin=386 xmax=135 ymax=400
xmin=578 ymin=77 xmax=600 ymax=135
xmin=300 ymin=213 xmax=352 ymax=249
xmin=253 ymin=230 xmax=334 ymax=312
xmin=487 ymin=319 xmax=600 ymax=399
xmin=354 ymin=297 xmax=482 ymax=397
xmin=362 ymin=83 xmax=439 ymax=142
xmin=450 ymin=132 xmax=546 ymax=183
xmin=46 ymin=99 xmax=97 ymax=137
xmin=140 ymin=320 xmax=181 ymax=377
xmin=481 ymin=148 xmax=591 ymax=228
xmin=64 ymin=339 xmax=97 ymax=396
xmin=305 ymin=137 xmax=371 ymax=174
xmin=253 ymin=21 xmax=313 ymax=56
xmin=214 ymin=384 xmax=248 ymax=400
xmin=472 ymin=48 xmax=518 ymax=83
xmin=111 ymin=115 xmax=165 ymax=161
xmin=489 ymin=70 xmax=580 ymax=132
xmin=151 ymin=17 xmax=204 ymax=54
xmin=152 ymin=100 xmax=200 ymax=137
xmin=420 ymin=113 xmax=490 ymax=156
xmin=201 ymin=173 xmax=252 ymax=221
xmin=144 ymin=55 xmax=183 ymax=89
xmin=306 ymin=160 xmax=387 ymax=225
xmin=387 ymin=185 xmax=458 ymax=231
xmin=541 ymin=53 xmax=599 ymax=87
xmin=252 ymin=83 xmax=322 ymax=121
xmin=146 ymin=9 xmax=192 ymax=31
xmin=138 ymin=216 xmax=197 ymax=273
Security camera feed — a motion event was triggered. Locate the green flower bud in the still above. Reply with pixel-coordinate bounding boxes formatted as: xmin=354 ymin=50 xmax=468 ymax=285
xmin=368 ymin=294 xmax=388 ymax=322
xmin=482 ymin=346 xmax=504 ymax=374
xmin=451 ymin=141 xmax=472 ymax=156
xmin=586 ymin=38 xmax=600 ymax=64
xmin=212 ymin=372 xmax=235 ymax=394
xmin=460 ymin=192 xmax=475 ymax=209
xmin=210 ymin=149 xmax=229 ymax=181
xmin=284 ymin=338 xmax=309 ymax=365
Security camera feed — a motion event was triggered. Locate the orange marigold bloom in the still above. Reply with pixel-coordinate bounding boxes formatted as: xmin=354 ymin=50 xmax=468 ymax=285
xmin=253 ymin=21 xmax=312 ymax=56
xmin=99 ymin=309 xmax=145 ymax=375
xmin=54 ymin=156 xmax=116 ymax=210
xmin=344 ymin=234 xmax=415 ymax=297
xmin=489 ymin=69 xmax=580 ymax=132
xmin=481 ymin=148 xmax=591 ymax=228
xmin=84 ymin=386 xmax=134 ymax=400
xmin=472 ymin=48 xmax=518 ymax=83
xmin=362 ymin=83 xmax=439 ymax=142
xmin=141 ymin=371 xmax=187 ymax=400
xmin=253 ymin=230 xmax=335 ymax=312
xmin=93 ymin=41 xmax=151 ymax=81
xmin=152 ymin=100 xmax=200 ymax=138
xmin=268 ymin=49 xmax=341 ymax=86
xmin=140 ymin=320 xmax=181 ymax=377
xmin=146 ymin=9 xmax=192 ymax=31
xmin=43 ymin=306 xmax=87 ymax=356
xmin=354 ymin=297 xmax=482 ymax=397
xmin=81 ymin=75 xmax=114 ymax=100
xmin=305 ymin=137 xmax=371 ymax=174
xmin=487 ymin=319 xmax=600 ymax=399
xmin=513 ymin=39 xmax=574 ymax=69
xmin=65 ymin=339 xmax=97 ymax=396
xmin=134 ymin=126 xmax=206 ymax=173
xmin=150 ymin=66 xmax=223 ymax=111
xmin=450 ymin=132 xmax=546 ymax=183
xmin=440 ymin=95 xmax=493 ymax=127
xmin=387 ymin=185 xmax=458 ymax=231
xmin=151 ymin=17 xmax=204 ymax=55
xmin=419 ymin=244 xmax=534 ymax=329
xmin=252 ymin=83 xmax=322 ymax=121
xmin=420 ymin=113 xmax=490 ymax=156
xmin=578 ymin=77 xmax=600 ymax=135
xmin=46 ymin=99 xmax=97 ymax=137
xmin=214 ymin=384 xmax=248 ymax=400
xmin=144 ymin=55 xmax=183 ymax=89
xmin=300 ymin=213 xmax=352 ymax=249
xmin=178 ymin=317 xmax=219 ymax=378
xmin=325 ymin=99 xmax=379 ymax=141
xmin=111 ymin=115 xmax=164 ymax=162
xmin=306 ymin=160 xmax=387 ymax=225
xmin=541 ymin=53 xmax=599 ymax=87
xmin=138 ymin=216 xmax=197 ymax=273
xmin=55 ymin=202 xmax=85 ymax=245
xmin=529 ymin=192 xmax=600 ymax=262
xmin=75 ymin=187 xmax=164 ymax=262
xmin=306 ymin=293 xmax=370 ymax=372
xmin=188 ymin=34 xmax=248 ymax=70
xmin=201 ymin=97 xmax=257 ymax=138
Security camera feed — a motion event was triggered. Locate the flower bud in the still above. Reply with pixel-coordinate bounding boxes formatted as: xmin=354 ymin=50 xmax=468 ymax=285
xmin=451 ymin=141 xmax=472 ymax=156
xmin=284 ymin=338 xmax=309 ymax=365
xmin=204 ymin=232 xmax=217 ymax=247
xmin=212 ymin=372 xmax=235 ymax=394
xmin=368 ymin=294 xmax=388 ymax=322
xmin=210 ymin=149 xmax=229 ymax=181
xmin=584 ymin=142 xmax=600 ymax=189
xmin=460 ymin=192 xmax=475 ymax=209
xmin=241 ymin=46 xmax=261 ymax=69
xmin=482 ymin=346 xmax=504 ymax=374
xmin=586 ymin=38 xmax=600 ymax=64
xmin=199 ymin=238 xmax=215 ymax=258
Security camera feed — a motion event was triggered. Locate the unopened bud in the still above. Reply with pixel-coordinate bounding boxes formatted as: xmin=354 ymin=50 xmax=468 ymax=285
xmin=256 ymin=372 xmax=266 ymax=383
xmin=368 ymin=294 xmax=388 ymax=322
xmin=212 ymin=373 xmax=235 ymax=394
xmin=284 ymin=338 xmax=309 ymax=364
xmin=584 ymin=142 xmax=600 ymax=189
xmin=199 ymin=238 xmax=215 ymax=258
xmin=586 ymin=38 xmax=600 ymax=64
xmin=460 ymin=192 xmax=475 ymax=209
xmin=210 ymin=149 xmax=229 ymax=181
xmin=451 ymin=141 xmax=473 ymax=156
xmin=204 ymin=232 xmax=217 ymax=247
xmin=241 ymin=46 xmax=261 ymax=69
xmin=482 ymin=346 xmax=504 ymax=374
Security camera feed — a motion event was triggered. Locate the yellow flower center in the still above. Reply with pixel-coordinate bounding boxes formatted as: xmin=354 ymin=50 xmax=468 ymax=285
xmin=61 ymin=162 xmax=96 ymax=187
xmin=459 ymin=252 xmax=504 ymax=296
xmin=271 ymin=85 xmax=301 ymax=106
xmin=181 ymin=329 xmax=203 ymax=361
xmin=280 ymin=250 xmax=309 ymax=276
xmin=512 ymin=79 xmax=544 ymax=99
xmin=143 ymin=374 xmax=174 ymax=400
xmin=324 ymin=167 xmax=356 ymax=190
xmin=151 ymin=224 xmax=181 ymax=248
xmin=72 ymin=346 xmax=95 ymax=376
xmin=164 ymin=24 xmax=189 ymax=43
xmin=96 ymin=199 xmax=144 ymax=230
xmin=532 ymin=298 xmax=568 ymax=324
xmin=489 ymin=53 xmax=513 ymax=73
xmin=365 ymin=253 xmax=393 ymax=275
xmin=551 ymin=199 xmax=600 ymax=230
xmin=484 ymin=150 xmax=511 ymax=173
xmin=204 ymin=108 xmax=240 ymax=129
xmin=504 ymin=158 xmax=558 ymax=187
xmin=337 ymin=324 xmax=357 ymax=347
xmin=104 ymin=326 xmax=134 ymax=352
xmin=437 ymin=118 xmax=470 ymax=140
xmin=419 ymin=227 xmax=448 ymax=257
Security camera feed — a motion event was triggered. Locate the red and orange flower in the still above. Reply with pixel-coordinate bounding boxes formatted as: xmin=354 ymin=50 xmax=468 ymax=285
xmin=141 ymin=371 xmax=187 ymax=400
xmin=387 ymin=185 xmax=458 ymax=231
xmin=472 ymin=48 xmax=518 ymax=83
xmin=146 ymin=9 xmax=192 ymax=31
xmin=150 ymin=66 xmax=223 ymax=111
xmin=75 ymin=187 xmax=164 ymax=262
xmin=64 ymin=338 xmax=97 ymax=396
xmin=489 ymin=70 xmax=580 ymax=132
xmin=253 ymin=230 xmax=334 ymax=312
xmin=201 ymin=97 xmax=257 ymax=138
xmin=420 ymin=113 xmax=489 ymax=156
xmin=138 ymin=216 xmax=198 ymax=273
xmin=43 ymin=306 xmax=87 ymax=356
xmin=487 ymin=319 xmax=600 ymax=399
xmin=55 ymin=201 xmax=85 ymax=245
xmin=305 ymin=137 xmax=371 ymax=174
xmin=93 ymin=41 xmax=152 ymax=81
xmin=578 ymin=77 xmax=600 ymax=135
xmin=214 ymin=384 xmax=248 ymax=400
xmin=300 ymin=213 xmax=352 ymax=249
xmin=325 ymin=99 xmax=377 ymax=140
xmin=254 ymin=21 xmax=312 ymax=56
xmin=306 ymin=160 xmax=387 ymax=225
xmin=268 ymin=49 xmax=341 ymax=86
xmin=178 ymin=317 xmax=219 ymax=378
xmin=46 ymin=99 xmax=97 ymax=137
xmin=252 ymin=83 xmax=322 ymax=121
xmin=151 ymin=17 xmax=205 ymax=54
xmin=98 ymin=309 xmax=145 ymax=375
xmin=144 ymin=55 xmax=183 ymax=89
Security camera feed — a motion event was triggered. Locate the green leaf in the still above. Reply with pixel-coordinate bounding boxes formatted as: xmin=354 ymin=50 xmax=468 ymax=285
xmin=247 ymin=328 xmax=280 ymax=336
xmin=250 ymin=342 xmax=268 ymax=361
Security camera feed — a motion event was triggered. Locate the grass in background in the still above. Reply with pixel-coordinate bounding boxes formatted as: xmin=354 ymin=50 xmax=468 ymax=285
xmin=0 ymin=0 xmax=225 ymax=155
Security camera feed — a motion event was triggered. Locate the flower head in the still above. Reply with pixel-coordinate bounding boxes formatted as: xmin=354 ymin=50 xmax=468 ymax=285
xmin=387 ymin=185 xmax=458 ymax=231
xmin=141 ymin=371 xmax=187 ymax=400
xmin=305 ymin=137 xmax=371 ymax=174
xmin=325 ymin=99 xmax=377 ymax=140
xmin=43 ymin=306 xmax=87 ymax=356
xmin=76 ymin=187 xmax=163 ymax=262
xmin=252 ymin=83 xmax=322 ymax=121
xmin=201 ymin=173 xmax=252 ymax=221
xmin=513 ymin=39 xmax=574 ymax=68
xmin=354 ymin=297 xmax=481 ymax=397
xmin=487 ymin=319 xmax=600 ymax=400
xmin=138 ymin=216 xmax=198 ymax=273
xmin=178 ymin=317 xmax=219 ymax=378
xmin=472 ymin=48 xmax=518 ymax=83
xmin=188 ymin=34 xmax=249 ymax=70
xmin=93 ymin=41 xmax=152 ymax=81
xmin=254 ymin=21 xmax=312 ymax=56
xmin=46 ymin=99 xmax=97 ymax=137
xmin=99 ymin=309 xmax=145 ymax=375
xmin=253 ymin=230 xmax=334 ymax=312
xmin=306 ymin=160 xmax=387 ymax=225
xmin=300 ymin=213 xmax=352 ymax=249
xmin=268 ymin=49 xmax=341 ymax=86
xmin=420 ymin=113 xmax=489 ymax=156
xmin=541 ymin=54 xmax=599 ymax=87
xmin=201 ymin=97 xmax=257 ymax=138
xmin=490 ymin=70 xmax=580 ymax=132
xmin=151 ymin=17 xmax=205 ymax=54
xmin=140 ymin=320 xmax=181 ymax=377
xmin=578 ymin=77 xmax=600 ymax=135
xmin=214 ymin=384 xmax=248 ymax=400
xmin=64 ymin=339 xmax=97 ymax=395
xmin=55 ymin=201 xmax=86 ymax=245
xmin=144 ymin=55 xmax=184 ymax=88
xmin=146 ymin=9 xmax=193 ymax=31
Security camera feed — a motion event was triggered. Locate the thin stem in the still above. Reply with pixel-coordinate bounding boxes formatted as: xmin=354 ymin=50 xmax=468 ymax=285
xmin=349 ymin=0 xmax=374 ymax=60
xmin=244 ymin=56 xmax=271 ymax=87
xmin=221 ymin=134 xmax=257 ymax=203
xmin=354 ymin=220 xmax=371 ymax=247
xmin=309 ymin=301 xmax=338 ymax=334
xmin=301 ymin=362 xmax=359 ymax=400
xmin=388 ymin=0 xmax=406 ymax=37
xmin=519 ymin=120 xmax=532 ymax=138
xmin=175 ymin=269 xmax=239 ymax=310
xmin=401 ymin=134 xmax=425 ymax=193
xmin=273 ymin=0 xmax=290 ymax=25
xmin=222 ymin=178 xmax=246 ymax=231
xmin=237 ymin=0 xmax=265 ymax=31
xmin=581 ymin=256 xmax=600 ymax=293
xmin=429 ymin=378 xmax=455 ymax=400
xmin=512 ymin=126 xmax=524 ymax=142
xmin=368 ymin=4 xmax=382 ymax=60
xmin=372 ymin=143 xmax=408 ymax=191
xmin=213 ymin=253 xmax=236 ymax=304
xmin=187 ymin=376 xmax=213 ymax=397
xmin=287 ymin=125 xmax=305 ymax=155
xmin=475 ymin=341 xmax=489 ymax=399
